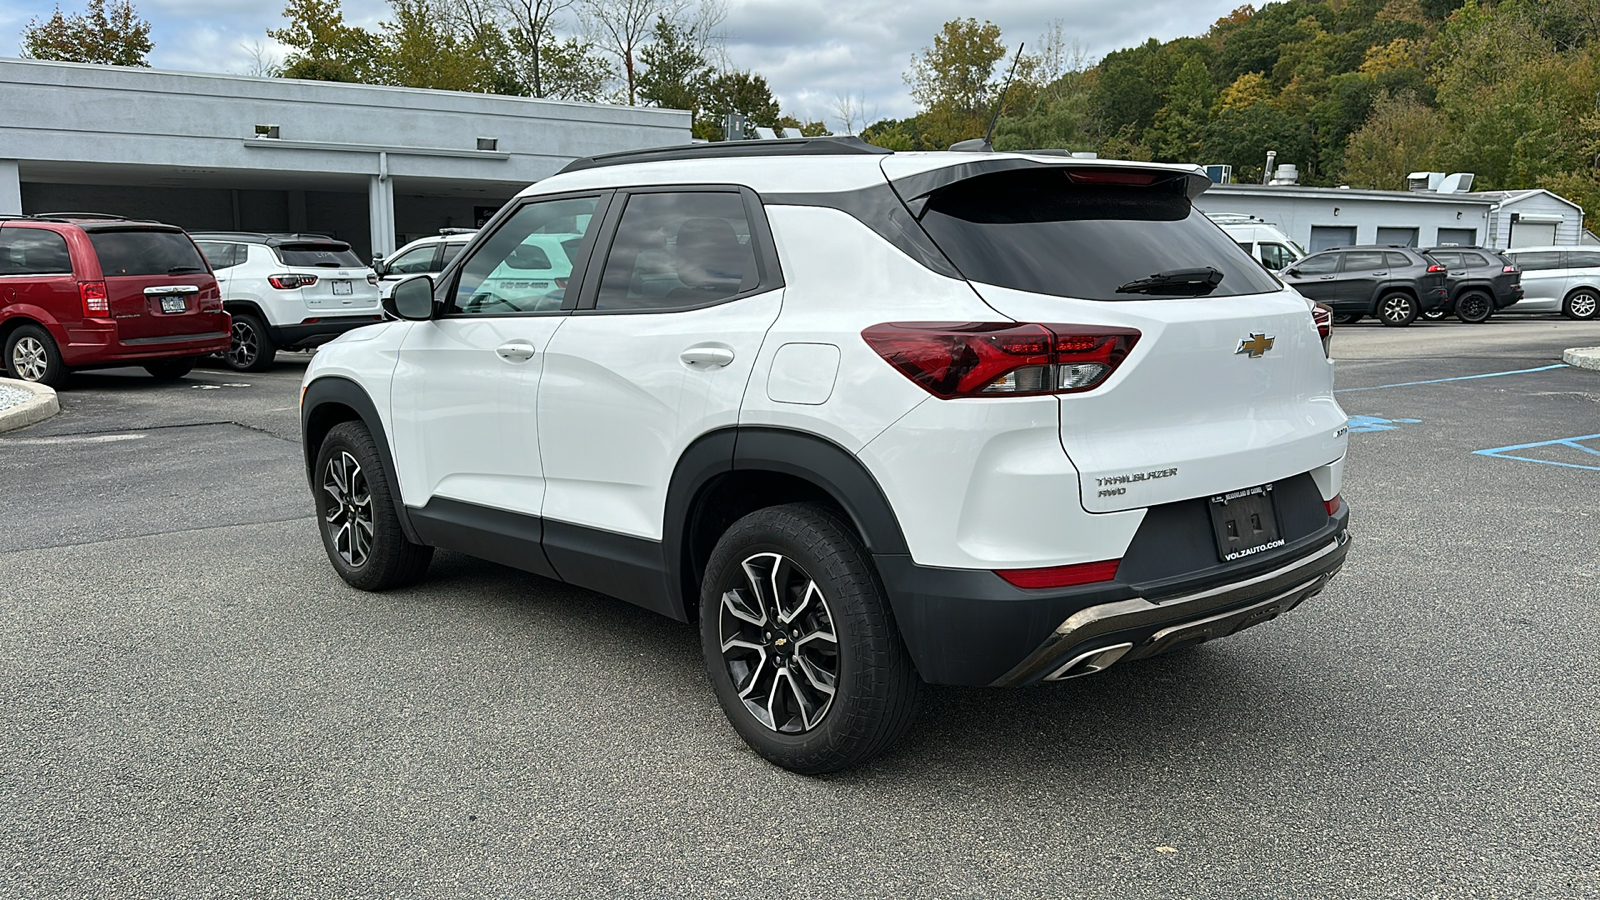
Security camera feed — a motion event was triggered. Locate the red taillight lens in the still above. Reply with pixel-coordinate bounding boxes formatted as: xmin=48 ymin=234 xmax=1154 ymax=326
xmin=79 ymin=281 xmax=108 ymax=316
xmin=997 ymin=559 xmax=1121 ymax=589
xmin=1426 ymin=264 xmax=1446 ymax=273
xmin=1324 ymin=495 xmax=1342 ymax=516
xmin=268 ymin=273 xmax=318 ymax=289
xmin=861 ymin=322 xmax=1140 ymax=399
xmin=366 ymin=273 xmax=379 ymax=285
xmin=1311 ymin=304 xmax=1332 ymax=339
xmin=1502 ymin=265 xmax=1518 ymax=274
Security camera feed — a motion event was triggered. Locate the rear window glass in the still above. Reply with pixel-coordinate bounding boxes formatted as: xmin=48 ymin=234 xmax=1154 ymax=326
xmin=1511 ymin=251 xmax=1561 ymax=271
xmin=0 ymin=228 xmax=73 ymax=275
xmin=916 ymin=169 xmax=1280 ymax=301
xmin=1384 ymin=252 xmax=1413 ymax=268
xmin=88 ymin=229 xmax=207 ymax=276
xmin=1567 ymin=251 xmax=1600 ymax=268
xmin=276 ymin=243 xmax=363 ymax=267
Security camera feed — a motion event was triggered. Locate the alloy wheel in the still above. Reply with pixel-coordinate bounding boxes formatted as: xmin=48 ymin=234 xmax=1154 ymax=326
xmin=228 ymin=320 xmax=259 ymax=369
xmin=322 ymin=450 xmax=375 ymax=568
xmin=1571 ymin=291 xmax=1598 ymax=319
xmin=1457 ymin=293 xmax=1492 ymax=322
xmin=10 ymin=336 xmax=47 ymax=382
xmin=718 ymin=552 xmax=839 ymax=733
xmin=1382 ymin=296 xmax=1414 ymax=324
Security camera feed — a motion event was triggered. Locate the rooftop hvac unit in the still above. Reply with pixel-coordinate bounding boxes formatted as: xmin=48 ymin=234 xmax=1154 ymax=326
xmin=1268 ymin=164 xmax=1299 ymax=185
xmin=1204 ymin=164 xmax=1233 ymax=184
xmin=1436 ymin=173 xmax=1476 ymax=193
xmin=1408 ymin=172 xmax=1446 ymax=192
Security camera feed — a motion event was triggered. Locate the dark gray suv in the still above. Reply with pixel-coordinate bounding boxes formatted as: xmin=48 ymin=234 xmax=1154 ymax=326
xmin=1282 ymin=246 xmax=1450 ymax=326
xmin=1421 ymin=246 xmax=1523 ymax=323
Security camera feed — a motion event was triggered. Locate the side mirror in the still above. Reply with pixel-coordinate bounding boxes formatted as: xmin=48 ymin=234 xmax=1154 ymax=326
xmin=1285 ymin=268 xmax=1302 ymax=277
xmin=385 ymin=274 xmax=436 ymax=321
xmin=372 ymin=256 xmax=388 ymax=276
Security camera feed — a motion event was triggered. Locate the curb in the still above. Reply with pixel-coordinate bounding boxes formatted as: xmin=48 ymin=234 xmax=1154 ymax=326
xmin=1562 ymin=347 xmax=1600 ymax=371
xmin=0 ymin=377 xmax=60 ymax=433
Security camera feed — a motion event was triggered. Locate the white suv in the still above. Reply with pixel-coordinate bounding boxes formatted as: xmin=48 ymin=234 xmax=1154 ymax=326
xmin=193 ymin=233 xmax=382 ymax=371
xmin=299 ymin=138 xmax=1352 ymax=773
xmin=374 ymin=229 xmax=476 ymax=299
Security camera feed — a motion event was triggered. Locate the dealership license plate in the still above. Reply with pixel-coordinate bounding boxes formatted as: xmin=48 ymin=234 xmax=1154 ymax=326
xmin=332 ymin=280 xmax=353 ymax=295
xmin=159 ymin=297 xmax=186 ymax=314
xmin=1208 ymin=484 xmax=1284 ymax=563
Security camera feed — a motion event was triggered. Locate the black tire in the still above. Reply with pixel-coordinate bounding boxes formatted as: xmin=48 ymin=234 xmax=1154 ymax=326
xmin=1331 ymin=313 xmax=1361 ymax=325
xmin=1455 ymin=291 xmax=1494 ymax=324
xmin=1563 ymin=288 xmax=1599 ymax=320
xmin=1377 ymin=292 xmax=1418 ymax=327
xmin=313 ymin=420 xmax=433 ymax=591
xmin=4 ymin=324 xmax=68 ymax=387
xmin=143 ymin=356 xmax=196 ymax=380
xmin=225 ymin=312 xmax=276 ymax=372
xmin=699 ymin=503 xmax=922 ymax=774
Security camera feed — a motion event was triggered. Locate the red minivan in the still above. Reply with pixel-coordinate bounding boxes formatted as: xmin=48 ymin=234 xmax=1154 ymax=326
xmin=0 ymin=214 xmax=230 ymax=386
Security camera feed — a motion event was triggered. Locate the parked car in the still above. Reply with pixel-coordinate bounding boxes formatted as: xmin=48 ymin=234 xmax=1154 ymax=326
xmin=1281 ymin=245 xmax=1450 ymax=326
xmin=1418 ymin=246 xmax=1523 ymax=323
xmin=0 ymin=213 xmax=229 ymax=386
xmin=1208 ymin=214 xmax=1306 ymax=272
xmin=191 ymin=232 xmax=382 ymax=371
xmin=1499 ymin=246 xmax=1600 ymax=320
xmin=373 ymin=229 xmax=475 ymax=299
xmin=300 ymin=139 xmax=1351 ymax=773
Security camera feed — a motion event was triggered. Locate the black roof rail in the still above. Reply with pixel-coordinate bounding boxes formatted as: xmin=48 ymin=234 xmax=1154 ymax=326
xmin=190 ymin=231 xmax=339 ymax=245
xmin=30 ymin=211 xmax=132 ymax=221
xmin=558 ymin=136 xmax=890 ymax=174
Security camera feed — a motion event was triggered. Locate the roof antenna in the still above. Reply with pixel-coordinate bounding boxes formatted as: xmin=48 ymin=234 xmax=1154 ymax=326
xmin=951 ymin=42 xmax=1024 ymax=153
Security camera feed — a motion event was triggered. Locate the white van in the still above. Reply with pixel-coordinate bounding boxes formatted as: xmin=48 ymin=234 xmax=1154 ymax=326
xmin=1208 ymin=214 xmax=1305 ymax=272
xmin=1500 ymin=246 xmax=1600 ymax=319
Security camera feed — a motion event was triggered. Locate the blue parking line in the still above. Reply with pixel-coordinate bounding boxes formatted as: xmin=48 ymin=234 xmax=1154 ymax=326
xmin=1474 ymin=433 xmax=1600 ymax=471
xmin=1335 ymin=363 xmax=1568 ymax=393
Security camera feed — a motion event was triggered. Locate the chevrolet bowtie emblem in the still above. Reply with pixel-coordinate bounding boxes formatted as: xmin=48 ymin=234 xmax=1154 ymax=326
xmin=1236 ymin=333 xmax=1275 ymax=358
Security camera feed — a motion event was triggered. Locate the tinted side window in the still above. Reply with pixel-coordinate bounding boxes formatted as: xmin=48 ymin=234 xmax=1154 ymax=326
xmin=88 ymin=229 xmax=206 ymax=276
xmin=451 ymin=195 xmax=599 ymax=316
xmin=1428 ymin=252 xmax=1460 ymax=269
xmin=1462 ymin=251 xmax=1493 ymax=267
xmin=195 ymin=241 xmax=241 ymax=270
xmin=439 ymin=242 xmax=468 ymax=267
xmin=1512 ymin=252 xmax=1562 ymax=271
xmin=1566 ymin=251 xmax=1600 ymax=269
xmin=1259 ymin=243 xmax=1294 ymax=270
xmin=1384 ymin=252 xmax=1413 ymax=269
xmin=385 ymin=245 xmax=438 ymax=275
xmin=1295 ymin=253 xmax=1339 ymax=275
xmin=0 ymin=228 xmax=73 ymax=275
xmin=1342 ymin=251 xmax=1386 ymax=270
xmin=595 ymin=192 xmax=759 ymax=311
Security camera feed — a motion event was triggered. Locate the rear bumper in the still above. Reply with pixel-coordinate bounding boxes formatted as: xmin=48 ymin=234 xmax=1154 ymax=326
xmin=269 ymin=315 xmax=384 ymax=348
xmin=61 ymin=320 xmax=231 ymax=366
xmin=876 ymin=494 xmax=1350 ymax=686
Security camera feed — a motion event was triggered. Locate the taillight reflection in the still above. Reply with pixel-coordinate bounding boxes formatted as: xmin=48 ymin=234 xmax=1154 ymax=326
xmin=861 ymin=322 xmax=1140 ymax=399
xmin=79 ymin=281 xmax=109 ymax=316
xmin=268 ymin=274 xmax=319 ymax=290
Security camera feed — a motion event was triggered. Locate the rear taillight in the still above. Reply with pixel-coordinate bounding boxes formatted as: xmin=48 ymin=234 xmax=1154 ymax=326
xmin=366 ymin=273 xmax=379 ymax=285
xmin=861 ymin=322 xmax=1140 ymax=399
xmin=1312 ymin=303 xmax=1333 ymax=358
xmin=1324 ymin=495 xmax=1343 ymax=516
xmin=1502 ymin=265 xmax=1519 ymax=274
xmin=79 ymin=281 xmax=108 ymax=316
xmin=268 ymin=273 xmax=318 ymax=289
xmin=997 ymin=559 xmax=1121 ymax=589
xmin=1426 ymin=264 xmax=1446 ymax=273
xmin=1064 ymin=169 xmax=1159 ymax=186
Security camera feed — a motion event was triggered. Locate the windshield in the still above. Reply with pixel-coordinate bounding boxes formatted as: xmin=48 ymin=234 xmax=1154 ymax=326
xmin=916 ymin=168 xmax=1281 ymax=301
xmin=88 ymin=229 xmax=207 ymax=276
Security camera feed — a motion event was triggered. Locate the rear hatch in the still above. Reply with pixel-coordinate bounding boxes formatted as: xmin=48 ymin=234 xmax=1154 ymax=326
xmin=886 ymin=156 xmax=1347 ymax=512
xmin=272 ymin=240 xmax=380 ymax=311
xmin=86 ymin=227 xmax=224 ymax=344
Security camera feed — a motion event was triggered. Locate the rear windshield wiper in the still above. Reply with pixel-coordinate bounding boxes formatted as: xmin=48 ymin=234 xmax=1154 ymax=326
xmin=1116 ymin=267 xmax=1224 ymax=295
xmin=167 ymin=265 xmax=206 ymax=274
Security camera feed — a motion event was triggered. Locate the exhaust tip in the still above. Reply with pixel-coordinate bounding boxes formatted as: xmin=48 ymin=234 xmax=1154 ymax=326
xmin=1045 ymin=642 xmax=1134 ymax=681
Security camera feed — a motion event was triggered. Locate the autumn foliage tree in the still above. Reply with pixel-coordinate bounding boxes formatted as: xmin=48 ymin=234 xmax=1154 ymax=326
xmin=21 ymin=0 xmax=153 ymax=67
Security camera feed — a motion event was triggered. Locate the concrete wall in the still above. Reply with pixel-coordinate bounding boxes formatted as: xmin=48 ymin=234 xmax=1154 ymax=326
xmin=1197 ymin=185 xmax=1495 ymax=252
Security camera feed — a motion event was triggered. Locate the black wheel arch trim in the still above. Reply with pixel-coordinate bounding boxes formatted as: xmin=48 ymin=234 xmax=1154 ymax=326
xmin=301 ymin=376 xmax=422 ymax=544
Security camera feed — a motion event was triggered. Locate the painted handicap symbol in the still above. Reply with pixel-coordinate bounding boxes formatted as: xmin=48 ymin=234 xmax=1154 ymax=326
xmin=1346 ymin=415 xmax=1422 ymax=433
xmin=1474 ymin=433 xmax=1600 ymax=471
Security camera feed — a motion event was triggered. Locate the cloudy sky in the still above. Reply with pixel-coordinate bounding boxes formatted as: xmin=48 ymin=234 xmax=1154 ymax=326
xmin=3 ymin=0 xmax=1244 ymax=126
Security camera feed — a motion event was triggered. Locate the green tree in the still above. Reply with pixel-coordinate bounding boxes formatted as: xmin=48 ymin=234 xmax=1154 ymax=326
xmin=500 ymin=0 xmax=577 ymax=97
xmin=271 ymin=0 xmax=384 ymax=83
xmin=1340 ymin=90 xmax=1449 ymax=188
xmin=905 ymin=18 xmax=1022 ymax=149
xmin=21 ymin=0 xmax=153 ymax=66
xmin=636 ymin=16 xmax=712 ymax=118
xmin=1201 ymin=101 xmax=1314 ymax=182
xmin=534 ymin=35 xmax=612 ymax=101
xmin=1146 ymin=57 xmax=1215 ymax=162
xmin=860 ymin=116 xmax=932 ymax=151
xmin=698 ymin=69 xmax=781 ymax=140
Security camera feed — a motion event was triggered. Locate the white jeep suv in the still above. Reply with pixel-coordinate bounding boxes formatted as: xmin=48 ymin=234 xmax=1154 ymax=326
xmin=299 ymin=138 xmax=1352 ymax=773
xmin=193 ymin=233 xmax=382 ymax=371
xmin=374 ymin=229 xmax=476 ymax=299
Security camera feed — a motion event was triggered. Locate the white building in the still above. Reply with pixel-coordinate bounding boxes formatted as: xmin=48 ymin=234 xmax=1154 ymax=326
xmin=0 ymin=59 xmax=691 ymax=259
xmin=1195 ymin=179 xmax=1587 ymax=252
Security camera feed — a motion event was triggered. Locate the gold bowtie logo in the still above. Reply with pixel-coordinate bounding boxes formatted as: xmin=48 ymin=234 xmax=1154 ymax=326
xmin=1236 ymin=333 xmax=1275 ymax=358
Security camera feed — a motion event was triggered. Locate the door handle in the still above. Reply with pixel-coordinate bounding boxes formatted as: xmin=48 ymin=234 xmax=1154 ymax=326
xmin=496 ymin=340 xmax=537 ymax=362
xmin=680 ymin=345 xmax=735 ymax=368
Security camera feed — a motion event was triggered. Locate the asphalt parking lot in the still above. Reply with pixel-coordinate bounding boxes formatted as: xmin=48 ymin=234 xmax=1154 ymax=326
xmin=3 ymin=320 xmax=1598 ymax=899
